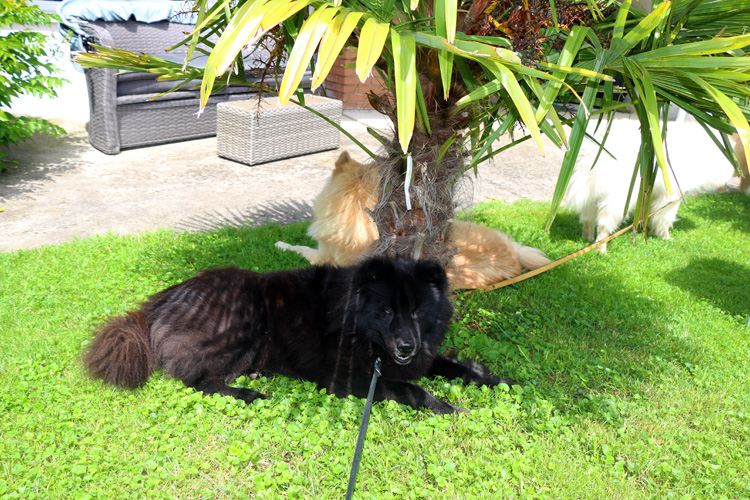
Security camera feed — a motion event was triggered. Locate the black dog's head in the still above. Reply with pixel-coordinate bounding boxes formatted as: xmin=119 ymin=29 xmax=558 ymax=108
xmin=353 ymin=257 xmax=453 ymax=371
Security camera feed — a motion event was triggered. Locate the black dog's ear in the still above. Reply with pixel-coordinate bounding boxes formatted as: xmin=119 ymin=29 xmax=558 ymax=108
xmin=415 ymin=260 xmax=449 ymax=293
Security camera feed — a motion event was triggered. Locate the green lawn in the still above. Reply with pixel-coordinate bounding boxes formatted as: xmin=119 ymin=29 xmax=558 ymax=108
xmin=1 ymin=194 xmax=748 ymax=499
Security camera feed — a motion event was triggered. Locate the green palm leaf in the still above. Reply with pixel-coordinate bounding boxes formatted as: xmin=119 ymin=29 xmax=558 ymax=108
xmin=434 ymin=0 xmax=457 ymax=99
xmin=680 ymin=70 xmax=750 ymax=156
xmin=278 ymin=5 xmax=339 ymax=103
xmin=313 ymin=11 xmax=364 ymax=90
xmin=391 ymin=29 xmax=417 ymax=153
xmin=356 ymin=18 xmax=390 ymax=82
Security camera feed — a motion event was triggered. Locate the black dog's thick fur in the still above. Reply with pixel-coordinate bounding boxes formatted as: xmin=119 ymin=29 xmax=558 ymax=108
xmin=86 ymin=257 xmax=511 ymax=414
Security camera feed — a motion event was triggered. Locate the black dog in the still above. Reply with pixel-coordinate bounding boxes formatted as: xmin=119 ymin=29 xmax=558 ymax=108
xmin=86 ymin=257 xmax=512 ymax=414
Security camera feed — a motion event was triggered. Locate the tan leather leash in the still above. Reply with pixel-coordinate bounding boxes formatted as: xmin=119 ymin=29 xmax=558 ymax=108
xmin=457 ymin=199 xmax=680 ymax=296
xmin=455 ymin=224 xmax=633 ymax=296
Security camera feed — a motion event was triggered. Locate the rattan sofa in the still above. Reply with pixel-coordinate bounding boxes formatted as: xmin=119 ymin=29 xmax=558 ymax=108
xmin=76 ymin=19 xmax=309 ymax=154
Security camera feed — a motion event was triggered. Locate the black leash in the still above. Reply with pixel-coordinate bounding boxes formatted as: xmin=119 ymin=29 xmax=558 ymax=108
xmin=345 ymin=357 xmax=382 ymax=500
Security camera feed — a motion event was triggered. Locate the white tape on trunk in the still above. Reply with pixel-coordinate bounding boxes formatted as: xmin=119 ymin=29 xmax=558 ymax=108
xmin=404 ymin=153 xmax=413 ymax=211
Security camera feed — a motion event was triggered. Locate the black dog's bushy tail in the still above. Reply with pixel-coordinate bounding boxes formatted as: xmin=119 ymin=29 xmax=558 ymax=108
xmin=86 ymin=311 xmax=153 ymax=389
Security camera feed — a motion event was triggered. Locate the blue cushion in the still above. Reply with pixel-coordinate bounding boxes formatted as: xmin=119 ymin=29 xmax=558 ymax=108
xmin=58 ymin=0 xmax=196 ymax=25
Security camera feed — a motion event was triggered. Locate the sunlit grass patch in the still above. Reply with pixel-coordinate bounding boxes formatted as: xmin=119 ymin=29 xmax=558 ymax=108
xmin=1 ymin=193 xmax=748 ymax=499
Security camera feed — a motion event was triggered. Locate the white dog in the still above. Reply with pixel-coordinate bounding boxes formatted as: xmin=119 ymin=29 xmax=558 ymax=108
xmin=564 ymin=119 xmax=738 ymax=253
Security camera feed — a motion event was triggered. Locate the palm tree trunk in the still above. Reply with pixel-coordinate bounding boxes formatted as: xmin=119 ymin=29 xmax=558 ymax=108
xmin=366 ymin=78 xmax=471 ymax=267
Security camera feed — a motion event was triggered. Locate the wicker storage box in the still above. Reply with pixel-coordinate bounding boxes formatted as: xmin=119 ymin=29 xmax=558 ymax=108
xmin=217 ymin=96 xmax=342 ymax=165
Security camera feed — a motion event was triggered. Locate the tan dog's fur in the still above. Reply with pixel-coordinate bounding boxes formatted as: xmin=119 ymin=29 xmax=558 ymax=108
xmin=276 ymin=151 xmax=552 ymax=290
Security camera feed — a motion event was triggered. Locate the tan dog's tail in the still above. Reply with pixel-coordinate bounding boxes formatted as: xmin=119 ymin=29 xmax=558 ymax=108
xmin=518 ymin=245 xmax=552 ymax=271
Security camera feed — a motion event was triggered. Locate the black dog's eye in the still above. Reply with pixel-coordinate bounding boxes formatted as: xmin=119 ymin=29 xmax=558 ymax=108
xmin=383 ymin=308 xmax=393 ymax=317
xmin=412 ymin=308 xmax=421 ymax=318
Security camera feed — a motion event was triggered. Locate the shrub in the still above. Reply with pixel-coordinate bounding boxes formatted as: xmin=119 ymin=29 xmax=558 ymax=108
xmin=0 ymin=0 xmax=67 ymax=172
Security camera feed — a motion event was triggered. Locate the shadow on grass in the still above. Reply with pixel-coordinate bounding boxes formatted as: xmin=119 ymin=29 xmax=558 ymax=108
xmin=671 ymin=212 xmax=699 ymax=233
xmin=677 ymin=192 xmax=750 ymax=233
xmin=664 ymin=257 xmax=750 ymax=318
xmin=163 ymin=222 xmax=313 ymax=277
xmin=461 ymin=262 xmax=701 ymax=391
xmin=545 ymin=210 xmax=584 ymax=242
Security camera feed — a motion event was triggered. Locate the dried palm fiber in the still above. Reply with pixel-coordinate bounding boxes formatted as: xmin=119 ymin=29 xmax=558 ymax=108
xmin=364 ymin=76 xmax=472 ymax=268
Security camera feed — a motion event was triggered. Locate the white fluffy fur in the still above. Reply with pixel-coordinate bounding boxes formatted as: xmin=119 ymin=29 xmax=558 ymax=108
xmin=276 ymin=151 xmax=552 ymax=290
xmin=564 ymin=119 xmax=739 ymax=253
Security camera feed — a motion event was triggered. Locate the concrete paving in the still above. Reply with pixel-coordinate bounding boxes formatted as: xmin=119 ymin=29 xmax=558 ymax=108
xmin=0 ymin=113 xmax=568 ymax=253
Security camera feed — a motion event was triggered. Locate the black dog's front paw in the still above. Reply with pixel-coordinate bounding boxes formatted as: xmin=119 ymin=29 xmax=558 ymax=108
xmin=197 ymin=384 xmax=265 ymax=405
xmin=431 ymin=399 xmax=468 ymax=415
xmin=377 ymin=379 xmax=471 ymax=414
xmin=495 ymin=376 xmax=520 ymax=389
xmin=430 ymin=355 xmax=518 ymax=389
xmin=485 ymin=374 xmax=520 ymax=389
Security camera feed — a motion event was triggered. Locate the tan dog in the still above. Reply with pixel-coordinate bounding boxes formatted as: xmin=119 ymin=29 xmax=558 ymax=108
xmin=276 ymin=151 xmax=552 ymax=290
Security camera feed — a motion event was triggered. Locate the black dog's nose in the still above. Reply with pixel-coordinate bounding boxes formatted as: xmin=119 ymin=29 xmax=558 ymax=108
xmin=396 ymin=340 xmax=415 ymax=356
